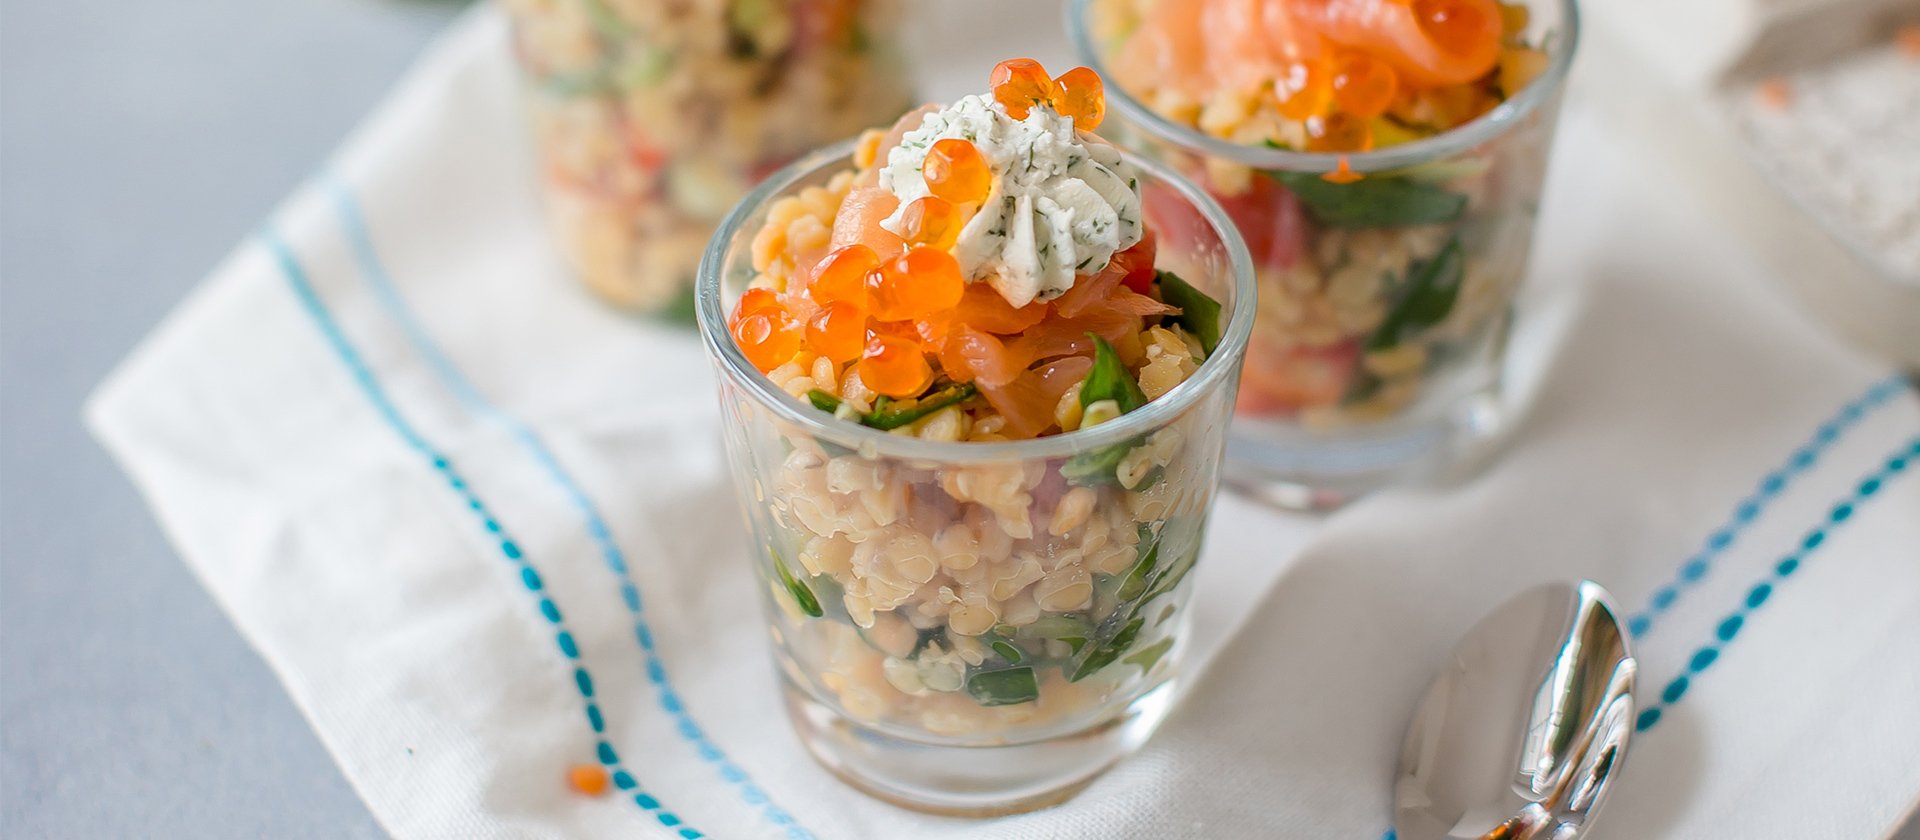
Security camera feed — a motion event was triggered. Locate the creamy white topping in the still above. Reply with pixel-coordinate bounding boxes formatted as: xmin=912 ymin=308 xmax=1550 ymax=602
xmin=878 ymin=94 xmax=1143 ymax=308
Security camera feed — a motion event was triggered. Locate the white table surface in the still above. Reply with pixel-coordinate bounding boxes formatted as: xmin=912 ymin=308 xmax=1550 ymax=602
xmin=2 ymin=1 xmax=1915 ymax=837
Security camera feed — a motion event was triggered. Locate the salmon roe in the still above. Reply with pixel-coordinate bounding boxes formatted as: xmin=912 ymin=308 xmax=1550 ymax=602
xmin=990 ymin=58 xmax=1059 ymax=120
xmin=809 ymin=244 xmax=878 ymax=307
xmin=731 ymin=287 xmax=785 ymax=323
xmin=1306 ymin=112 xmax=1374 ymax=153
xmin=899 ymin=196 xmax=962 ymax=250
xmin=923 ymin=139 xmax=992 ymax=205
xmin=868 ymin=247 xmax=965 ymax=321
xmin=1413 ymin=0 xmax=1497 ymax=57
xmin=1052 ymin=66 xmax=1106 ymax=130
xmin=1275 ymin=59 xmax=1334 ymax=121
xmin=859 ymin=334 xmax=933 ymax=398
xmin=807 ymin=301 xmax=868 ymax=364
xmin=1331 ymin=52 xmax=1399 ymax=119
xmin=733 ymin=309 xmax=801 ymax=372
xmin=567 ymin=765 xmax=609 ymax=797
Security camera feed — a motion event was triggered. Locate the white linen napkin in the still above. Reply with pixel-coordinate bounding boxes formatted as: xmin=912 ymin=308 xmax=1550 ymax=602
xmin=87 ymin=7 xmax=1920 ymax=839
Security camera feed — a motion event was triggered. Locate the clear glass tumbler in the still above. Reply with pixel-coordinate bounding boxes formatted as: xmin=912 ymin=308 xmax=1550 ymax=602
xmin=505 ymin=0 xmax=912 ymax=316
xmin=1071 ymin=0 xmax=1581 ymax=509
xmin=696 ymin=143 xmax=1254 ymax=815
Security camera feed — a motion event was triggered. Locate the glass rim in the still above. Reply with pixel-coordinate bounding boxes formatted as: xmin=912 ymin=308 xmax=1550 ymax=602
xmin=1064 ymin=0 xmax=1582 ymax=173
xmin=696 ymin=138 xmax=1257 ymax=464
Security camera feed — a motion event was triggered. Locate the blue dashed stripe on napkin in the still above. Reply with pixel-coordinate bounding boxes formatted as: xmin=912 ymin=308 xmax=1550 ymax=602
xmin=1626 ymin=375 xmax=1908 ymax=638
xmin=263 ymin=227 xmax=706 ymax=839
xmin=324 ymin=176 xmax=811 ymax=839
xmin=1636 ymin=435 xmax=1919 ymax=732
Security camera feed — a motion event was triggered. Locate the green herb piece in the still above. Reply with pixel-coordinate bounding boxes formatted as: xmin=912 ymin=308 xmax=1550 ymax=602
xmin=910 ymin=626 xmax=949 ymax=658
xmin=1061 ymin=444 xmax=1132 ymax=486
xmin=966 ymin=666 xmax=1040 ymax=706
xmin=1062 ymin=336 xmax=1150 ymax=486
xmin=807 ymin=389 xmax=841 ymax=413
xmin=541 ymin=67 xmax=613 ymax=99
xmin=803 ymin=384 xmax=975 ymax=430
xmin=769 ymin=549 xmax=822 ymax=618
xmin=1079 ymin=335 xmax=1147 ymax=413
xmin=1266 ymin=170 xmax=1467 ymax=228
xmin=1141 ymin=541 xmax=1201 ymax=604
xmin=989 ymin=640 xmax=1025 ymax=664
xmin=659 ymin=280 xmax=699 ymax=327
xmin=1070 ymin=617 xmax=1144 ymax=682
xmin=616 ymin=46 xmax=674 ymax=89
xmin=1016 ymin=615 xmax=1095 ymax=641
xmin=1114 ymin=535 xmax=1161 ymax=602
xmin=1367 ymin=234 xmax=1464 ymax=351
xmin=581 ymin=0 xmax=632 ymax=39
xmin=1124 ymin=637 xmax=1174 ymax=673
xmin=1155 ymin=271 xmax=1222 ymax=354
xmin=864 ymin=382 xmax=976 ymax=430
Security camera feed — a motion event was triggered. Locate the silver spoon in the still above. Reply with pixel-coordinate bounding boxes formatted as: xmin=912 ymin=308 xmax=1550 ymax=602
xmin=1393 ymin=580 xmax=1638 ymax=840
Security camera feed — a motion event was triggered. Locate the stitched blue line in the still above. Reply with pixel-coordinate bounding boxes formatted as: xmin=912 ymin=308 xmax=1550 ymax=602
xmin=1625 ymin=375 xmax=1907 ymax=639
xmin=262 ymin=228 xmax=707 ymax=839
xmin=324 ymin=176 xmax=810 ymax=839
xmin=1634 ymin=434 xmax=1918 ymax=733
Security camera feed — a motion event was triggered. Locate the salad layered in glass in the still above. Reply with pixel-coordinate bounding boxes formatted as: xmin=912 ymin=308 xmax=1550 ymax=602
xmin=698 ymin=59 xmax=1252 ymax=812
xmin=506 ymin=0 xmax=911 ymax=314
xmin=1077 ymin=0 xmax=1576 ymax=503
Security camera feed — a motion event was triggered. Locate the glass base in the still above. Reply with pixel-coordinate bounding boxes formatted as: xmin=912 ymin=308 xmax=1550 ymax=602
xmin=782 ymin=677 xmax=1180 ymax=816
xmin=1224 ymin=387 xmax=1508 ymax=511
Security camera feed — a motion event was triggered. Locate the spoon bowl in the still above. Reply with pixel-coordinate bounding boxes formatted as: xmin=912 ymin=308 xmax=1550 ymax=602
xmin=1394 ymin=580 xmax=1637 ymax=840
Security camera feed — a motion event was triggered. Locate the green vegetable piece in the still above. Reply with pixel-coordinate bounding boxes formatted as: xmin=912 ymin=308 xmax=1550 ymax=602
xmin=1155 ymin=271 xmax=1222 ymax=354
xmin=581 ymin=0 xmax=632 ymax=38
xmin=1070 ymin=617 xmax=1145 ymax=682
xmin=1016 ymin=615 xmax=1095 ymax=641
xmin=1062 ymin=336 xmax=1149 ymax=485
xmin=1124 ymin=637 xmax=1174 ymax=674
xmin=1266 ymin=170 xmax=1467 ymax=228
xmin=1115 ymin=536 xmax=1160 ymax=602
xmin=863 ymin=382 xmax=976 ymax=430
xmin=1367 ymin=235 xmax=1465 ymax=351
xmin=1142 ymin=541 xmax=1201 ymax=604
xmin=806 ymin=389 xmax=842 ymax=414
xmin=989 ymin=640 xmax=1025 ymax=663
xmin=1061 ymin=444 xmax=1132 ymax=486
xmin=1079 ymin=334 xmax=1146 ymax=413
xmin=769 ymin=549 xmax=822 ymax=618
xmin=966 ymin=666 xmax=1040 ymax=706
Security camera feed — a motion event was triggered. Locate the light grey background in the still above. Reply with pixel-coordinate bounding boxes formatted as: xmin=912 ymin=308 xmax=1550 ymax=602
xmin=1 ymin=1 xmax=459 ymax=836
xmin=2 ymin=1 xmax=1917 ymax=838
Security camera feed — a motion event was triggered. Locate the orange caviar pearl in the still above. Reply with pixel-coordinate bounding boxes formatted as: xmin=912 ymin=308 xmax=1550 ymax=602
xmin=868 ymin=247 xmax=965 ymax=321
xmin=731 ymin=287 xmax=784 ymax=325
xmin=1305 ymin=112 xmax=1374 ymax=153
xmin=923 ymin=139 xmax=992 ymax=205
xmin=1331 ymin=52 xmax=1398 ymax=119
xmin=567 ymin=765 xmax=609 ymax=797
xmin=1413 ymin=0 xmax=1497 ymax=57
xmin=807 ymin=301 xmax=868 ymax=364
xmin=808 ymin=244 xmax=878 ymax=307
xmin=732 ymin=309 xmax=801 ymax=372
xmin=1275 ymin=59 xmax=1334 ymax=121
xmin=858 ymin=334 xmax=933 ymax=398
xmin=990 ymin=58 xmax=1059 ymax=120
xmin=898 ymin=196 xmax=962 ymax=250
xmin=1051 ymin=66 xmax=1106 ymax=130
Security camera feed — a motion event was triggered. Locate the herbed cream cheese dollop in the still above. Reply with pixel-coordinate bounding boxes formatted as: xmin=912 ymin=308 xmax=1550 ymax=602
xmin=878 ymin=94 xmax=1144 ymax=309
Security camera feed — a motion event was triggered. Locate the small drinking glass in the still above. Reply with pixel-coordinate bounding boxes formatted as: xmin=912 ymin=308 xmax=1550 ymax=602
xmin=696 ymin=142 xmax=1254 ymax=814
xmin=504 ymin=0 xmax=911 ymax=315
xmin=1071 ymin=0 xmax=1581 ymax=508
